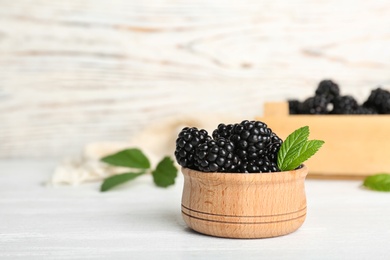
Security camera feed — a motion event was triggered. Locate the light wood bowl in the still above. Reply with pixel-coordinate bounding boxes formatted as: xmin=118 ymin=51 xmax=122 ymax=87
xmin=181 ymin=166 xmax=308 ymax=239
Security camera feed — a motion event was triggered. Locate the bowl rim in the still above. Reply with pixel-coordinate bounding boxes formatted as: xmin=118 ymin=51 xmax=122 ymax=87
xmin=181 ymin=165 xmax=308 ymax=183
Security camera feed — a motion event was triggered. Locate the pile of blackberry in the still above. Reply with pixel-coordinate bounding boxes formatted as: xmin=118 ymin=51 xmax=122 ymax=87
xmin=289 ymin=80 xmax=389 ymax=115
xmin=175 ymin=120 xmax=282 ymax=173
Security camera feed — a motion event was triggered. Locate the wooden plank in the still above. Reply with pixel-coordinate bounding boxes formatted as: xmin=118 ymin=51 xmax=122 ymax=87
xmin=264 ymin=102 xmax=289 ymax=117
xmin=257 ymin=102 xmax=390 ymax=177
xmin=0 ymin=0 xmax=390 ymax=158
xmin=307 ymin=174 xmax=365 ymax=180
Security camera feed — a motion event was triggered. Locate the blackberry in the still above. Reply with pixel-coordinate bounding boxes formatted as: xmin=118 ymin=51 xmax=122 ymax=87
xmin=288 ymin=100 xmax=301 ymax=114
xmin=332 ymin=95 xmax=358 ymax=114
xmin=363 ymin=88 xmax=390 ymax=114
xmin=300 ymin=95 xmax=330 ymax=114
xmin=229 ymin=120 xmax=268 ymax=161
xmin=239 ymin=159 xmax=280 ymax=173
xmin=354 ymin=106 xmax=378 ymax=115
xmin=175 ymin=127 xmax=211 ymax=170
xmin=315 ymin=80 xmax=340 ymax=102
xmin=175 ymin=120 xmax=284 ymax=174
xmin=212 ymin=123 xmax=235 ymax=140
xmin=194 ymin=138 xmax=237 ymax=172
xmin=228 ymin=120 xmax=282 ymax=168
xmin=266 ymin=132 xmax=283 ymax=163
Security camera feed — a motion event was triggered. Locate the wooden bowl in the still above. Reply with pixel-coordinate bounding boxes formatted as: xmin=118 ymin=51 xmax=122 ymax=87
xmin=181 ymin=165 xmax=308 ymax=239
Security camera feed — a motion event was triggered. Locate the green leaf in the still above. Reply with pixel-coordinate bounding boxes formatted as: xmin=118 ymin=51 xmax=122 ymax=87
xmin=363 ymin=174 xmax=390 ymax=192
xmin=101 ymin=148 xmax=150 ymax=169
xmin=277 ymin=126 xmax=310 ymax=170
xmin=277 ymin=126 xmax=325 ymax=171
xmin=101 ymin=172 xmax=145 ymax=192
xmin=152 ymin=157 xmax=178 ymax=188
xmin=284 ymin=140 xmax=325 ymax=171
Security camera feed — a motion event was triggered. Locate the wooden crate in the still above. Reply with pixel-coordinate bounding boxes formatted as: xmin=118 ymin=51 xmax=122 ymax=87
xmin=256 ymin=102 xmax=390 ymax=179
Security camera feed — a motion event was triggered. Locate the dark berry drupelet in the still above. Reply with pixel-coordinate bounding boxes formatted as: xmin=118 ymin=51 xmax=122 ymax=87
xmin=315 ymin=80 xmax=340 ymax=102
xmin=212 ymin=123 xmax=235 ymax=140
xmin=194 ymin=138 xmax=237 ymax=172
xmin=363 ymin=88 xmax=390 ymax=114
xmin=300 ymin=95 xmax=330 ymax=114
xmin=175 ymin=127 xmax=211 ymax=170
xmin=332 ymin=95 xmax=359 ymax=114
xmin=288 ymin=100 xmax=301 ymax=114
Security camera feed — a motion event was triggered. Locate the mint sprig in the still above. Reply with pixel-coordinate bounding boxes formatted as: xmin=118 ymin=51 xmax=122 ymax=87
xmin=101 ymin=172 xmax=145 ymax=192
xmin=101 ymin=148 xmax=150 ymax=169
xmin=152 ymin=157 xmax=177 ymax=187
xmin=100 ymin=148 xmax=177 ymax=192
xmin=363 ymin=174 xmax=390 ymax=192
xmin=277 ymin=126 xmax=324 ymax=171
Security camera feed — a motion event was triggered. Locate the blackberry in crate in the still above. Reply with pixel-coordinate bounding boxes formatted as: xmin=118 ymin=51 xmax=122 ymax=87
xmin=175 ymin=127 xmax=211 ymax=170
xmin=288 ymin=100 xmax=301 ymax=114
xmin=332 ymin=95 xmax=359 ymax=114
xmin=300 ymin=95 xmax=330 ymax=114
xmin=194 ymin=138 xmax=237 ymax=172
xmin=354 ymin=106 xmax=378 ymax=115
xmin=363 ymin=88 xmax=390 ymax=114
xmin=315 ymin=80 xmax=340 ymax=102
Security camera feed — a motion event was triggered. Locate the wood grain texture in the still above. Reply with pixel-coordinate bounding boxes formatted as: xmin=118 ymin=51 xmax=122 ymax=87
xmin=0 ymin=0 xmax=390 ymax=158
xmin=181 ymin=166 xmax=308 ymax=238
xmin=258 ymin=102 xmax=390 ymax=176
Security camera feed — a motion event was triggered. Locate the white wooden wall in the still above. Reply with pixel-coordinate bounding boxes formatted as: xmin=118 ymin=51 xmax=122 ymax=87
xmin=1 ymin=0 xmax=389 ymax=158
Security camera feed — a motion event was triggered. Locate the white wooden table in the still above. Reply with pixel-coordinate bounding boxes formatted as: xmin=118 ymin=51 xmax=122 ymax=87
xmin=2 ymin=0 xmax=390 ymax=159
xmin=1 ymin=160 xmax=389 ymax=259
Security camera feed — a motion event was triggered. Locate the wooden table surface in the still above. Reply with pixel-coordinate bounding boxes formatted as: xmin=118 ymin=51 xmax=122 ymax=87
xmin=1 ymin=2 xmax=390 ymax=256
xmin=1 ymin=0 xmax=390 ymax=159
xmin=1 ymin=160 xmax=389 ymax=259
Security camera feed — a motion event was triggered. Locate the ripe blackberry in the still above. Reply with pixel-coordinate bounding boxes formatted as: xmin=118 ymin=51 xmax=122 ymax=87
xmin=300 ymin=95 xmax=330 ymax=114
xmin=175 ymin=127 xmax=211 ymax=170
xmin=332 ymin=95 xmax=359 ymax=114
xmin=266 ymin=133 xmax=283 ymax=163
xmin=228 ymin=120 xmax=282 ymax=168
xmin=239 ymin=159 xmax=280 ymax=173
xmin=354 ymin=106 xmax=378 ymax=115
xmin=288 ymin=100 xmax=301 ymax=114
xmin=212 ymin=123 xmax=235 ymax=140
xmin=363 ymin=88 xmax=390 ymax=114
xmin=315 ymin=80 xmax=340 ymax=102
xmin=229 ymin=120 xmax=268 ymax=161
xmin=194 ymin=138 xmax=237 ymax=172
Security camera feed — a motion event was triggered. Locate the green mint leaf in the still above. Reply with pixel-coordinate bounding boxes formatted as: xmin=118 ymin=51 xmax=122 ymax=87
xmin=101 ymin=172 xmax=145 ymax=192
xmin=152 ymin=157 xmax=177 ymax=188
xmin=101 ymin=148 xmax=150 ymax=169
xmin=277 ymin=126 xmax=310 ymax=170
xmin=363 ymin=174 xmax=390 ymax=192
xmin=284 ymin=140 xmax=325 ymax=171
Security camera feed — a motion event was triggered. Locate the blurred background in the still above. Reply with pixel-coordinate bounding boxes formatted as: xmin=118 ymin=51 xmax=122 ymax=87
xmin=0 ymin=0 xmax=389 ymax=159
